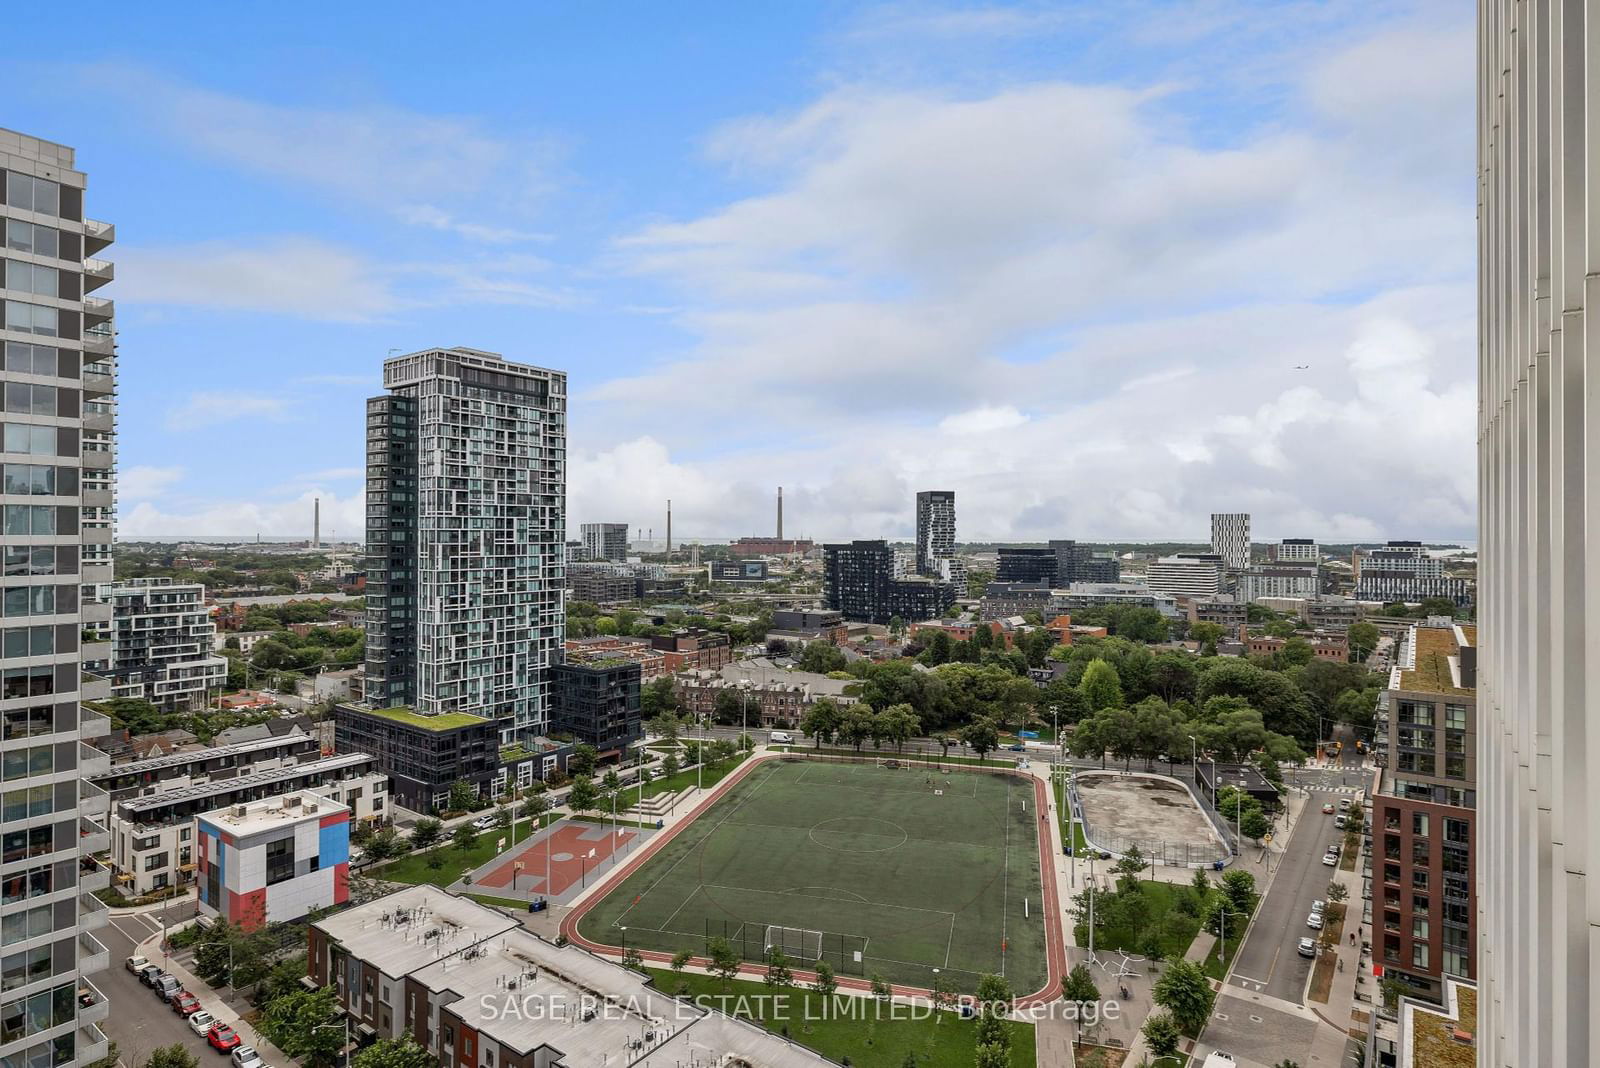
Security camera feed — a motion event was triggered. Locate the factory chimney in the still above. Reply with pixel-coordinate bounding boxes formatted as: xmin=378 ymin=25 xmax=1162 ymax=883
xmin=666 ymin=499 xmax=673 ymax=559
xmin=777 ymin=486 xmax=783 ymax=540
xmin=313 ymin=497 xmax=321 ymax=549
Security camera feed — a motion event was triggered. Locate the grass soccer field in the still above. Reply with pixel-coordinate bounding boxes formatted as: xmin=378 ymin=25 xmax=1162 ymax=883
xmin=574 ymin=756 xmax=1049 ymax=993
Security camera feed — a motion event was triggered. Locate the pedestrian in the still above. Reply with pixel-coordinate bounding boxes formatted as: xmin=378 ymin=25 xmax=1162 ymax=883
xmin=1350 ymin=931 xmax=1356 ymax=945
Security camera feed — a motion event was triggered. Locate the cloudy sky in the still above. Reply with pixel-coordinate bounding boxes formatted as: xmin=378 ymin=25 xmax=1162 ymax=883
xmin=8 ymin=1 xmax=1475 ymax=544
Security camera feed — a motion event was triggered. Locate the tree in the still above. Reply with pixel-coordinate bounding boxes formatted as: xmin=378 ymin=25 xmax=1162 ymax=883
xmin=799 ymin=641 xmax=848 ymax=674
xmin=570 ymin=744 xmax=599 ymax=777
xmin=408 ymin=816 xmax=441 ymax=849
xmin=566 ymin=775 xmax=600 ymax=815
xmin=646 ymin=713 xmax=680 ymax=743
xmin=713 ymin=689 xmax=744 ymax=725
xmin=877 ymin=703 xmax=921 ymax=754
xmin=1241 ymin=808 xmax=1271 ymax=842
xmin=668 ymin=949 xmax=694 ymax=991
xmin=1152 ymin=959 xmax=1215 ymax=1036
xmin=446 ymin=778 xmax=478 ymax=812
xmin=492 ymin=806 xmax=512 ymax=830
xmin=974 ymin=973 xmax=1013 ymax=1052
xmin=452 ymin=824 xmax=479 ymax=853
xmin=1327 ymin=880 xmax=1349 ymax=904
xmin=1079 ymin=659 xmax=1124 ymax=712
xmin=812 ymin=959 xmax=837 ymax=997
xmin=518 ymin=793 xmax=549 ymax=824
xmin=147 ymin=1047 xmax=200 ymax=1068
xmin=960 ymin=717 xmax=1001 ymax=762
xmin=364 ymin=827 xmax=403 ymax=861
xmin=869 ymin=972 xmax=891 ymax=1004
xmin=840 ymin=704 xmax=876 ymax=752
xmin=351 ymin=1037 xmax=435 ymax=1068
xmin=1060 ymin=964 xmax=1100 ymax=1035
xmin=974 ymin=1045 xmax=1009 ymax=1068
xmin=763 ymin=947 xmax=794 ymax=989
xmin=261 ymin=986 xmax=344 ymax=1067
xmin=800 ymin=697 xmax=842 ymax=749
xmin=930 ymin=972 xmax=958 ymax=1019
xmin=1346 ymin=622 xmax=1380 ymax=662
xmin=622 ymin=946 xmax=645 ymax=971
xmin=1220 ymin=869 xmax=1258 ymax=918
xmin=706 ymin=936 xmax=741 ymax=988
xmin=1142 ymin=1011 xmax=1182 ymax=1057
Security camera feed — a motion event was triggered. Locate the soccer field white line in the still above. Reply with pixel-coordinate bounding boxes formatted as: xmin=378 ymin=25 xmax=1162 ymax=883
xmin=791 ymin=763 xmax=980 ymax=798
xmin=717 ymin=816 xmax=969 ymax=850
xmin=609 ymin=760 xmax=783 ymax=928
xmin=697 ymin=881 xmax=962 ymax=919
xmin=999 ymin=777 xmax=1011 ymax=977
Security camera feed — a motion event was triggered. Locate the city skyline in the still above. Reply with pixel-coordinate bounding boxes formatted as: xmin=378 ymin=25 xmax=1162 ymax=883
xmin=2 ymin=1 xmax=1474 ymax=543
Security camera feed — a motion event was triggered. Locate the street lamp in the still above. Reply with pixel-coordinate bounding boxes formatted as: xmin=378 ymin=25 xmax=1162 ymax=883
xmin=1213 ymin=906 xmax=1249 ymax=969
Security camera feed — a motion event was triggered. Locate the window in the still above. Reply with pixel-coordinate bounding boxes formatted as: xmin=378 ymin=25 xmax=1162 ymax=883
xmin=1445 ymin=817 xmax=1470 ymax=844
xmin=1412 ymin=943 xmax=1430 ymax=969
xmin=2 ymin=548 xmax=56 ymax=578
xmin=2 ymin=303 xmax=57 ymax=338
xmin=2 ymin=385 xmax=54 ymax=416
xmin=1444 ymin=703 xmax=1468 ymax=730
xmin=3 ymin=263 xmax=56 ymax=299
xmin=4 ymin=222 xmax=58 ymax=259
xmin=0 ymin=787 xmax=50 ymax=822
xmin=0 ymin=707 xmax=51 ymax=741
xmin=1413 ymin=839 xmax=1430 ymax=864
xmin=1446 ymin=755 xmax=1466 ymax=780
xmin=2 ymin=466 xmax=54 ymax=496
xmin=4 ymin=175 xmax=59 ymax=216
xmin=0 ymin=628 xmax=52 ymax=659
xmin=265 ymin=838 xmax=295 ymax=886
xmin=1412 ymin=869 xmax=1430 ymax=890
xmin=0 ymin=667 xmax=52 ymax=699
xmin=2 ymin=507 xmax=54 ymax=536
xmin=1 ymin=585 xmax=56 ymax=618
xmin=1412 ymin=812 xmax=1430 ymax=837
xmin=1412 ymin=893 xmax=1430 ymax=913
xmin=1 ymin=424 xmax=55 ymax=456
xmin=142 ymin=853 xmax=168 ymax=872
xmin=0 ymin=747 xmax=50 ymax=781
xmin=2 ymin=344 xmax=56 ymax=377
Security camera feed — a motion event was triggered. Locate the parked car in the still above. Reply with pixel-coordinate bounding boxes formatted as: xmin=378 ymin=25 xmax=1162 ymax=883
xmin=1321 ymin=803 xmax=1335 ymax=814
xmin=125 ymin=955 xmax=150 ymax=974
xmin=470 ymin=814 xmax=497 ymax=831
xmin=171 ymin=991 xmax=202 ymax=1016
xmin=1338 ymin=798 xmax=1353 ymax=811
xmin=153 ymin=975 xmax=182 ymax=1000
xmin=768 ymin=731 xmax=794 ymax=744
xmin=1297 ymin=937 xmax=1317 ymax=958
xmin=208 ymin=1025 xmax=242 ymax=1053
xmin=137 ymin=964 xmax=163 ymax=986
xmin=1007 ymin=743 xmax=1026 ymax=751
xmin=1334 ymin=815 xmax=1348 ymax=829
xmin=187 ymin=1012 xmax=217 ymax=1037
xmin=1306 ymin=911 xmax=1323 ymax=930
xmin=1311 ymin=899 xmax=1326 ymax=915
xmin=231 ymin=1046 xmax=265 ymax=1068
xmin=1322 ymin=852 xmax=1339 ymax=866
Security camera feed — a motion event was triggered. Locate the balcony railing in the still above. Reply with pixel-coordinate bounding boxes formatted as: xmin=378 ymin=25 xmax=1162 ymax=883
xmin=78 ymin=933 xmax=109 ymax=975
xmin=78 ymin=1024 xmax=108 ymax=1065
xmin=79 ymin=742 xmax=110 ymax=778
xmin=79 ymin=706 xmax=111 ymax=740
xmin=80 ymin=780 xmax=109 ymax=820
xmin=77 ymin=977 xmax=110 ymax=1026
xmin=79 ymin=816 xmax=110 ymax=855
xmin=79 ymin=856 xmax=110 ymax=893
xmin=82 ymin=218 xmax=115 ymax=253
xmin=78 ymin=892 xmax=110 ymax=932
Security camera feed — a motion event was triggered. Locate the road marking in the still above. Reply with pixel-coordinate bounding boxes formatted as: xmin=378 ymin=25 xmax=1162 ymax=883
xmin=1232 ymin=972 xmax=1268 ymax=986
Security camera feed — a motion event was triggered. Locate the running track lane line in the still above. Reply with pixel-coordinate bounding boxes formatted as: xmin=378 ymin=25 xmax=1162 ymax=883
xmin=560 ymin=753 xmax=1067 ymax=1009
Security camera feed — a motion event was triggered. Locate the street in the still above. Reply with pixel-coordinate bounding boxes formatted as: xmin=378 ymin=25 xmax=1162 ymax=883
xmin=1226 ymin=790 xmax=1347 ymax=1003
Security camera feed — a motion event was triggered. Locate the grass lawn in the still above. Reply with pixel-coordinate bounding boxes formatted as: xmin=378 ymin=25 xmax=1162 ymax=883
xmin=1051 ymin=778 xmax=1090 ymax=852
xmin=1073 ymin=880 xmax=1205 ymax=961
xmin=466 ymin=893 xmax=533 ymax=911
xmin=1339 ymin=830 xmax=1360 ymax=872
xmin=582 ymin=758 xmax=1048 ymax=993
xmin=370 ymin=813 xmax=564 ymax=887
xmin=610 ymin=753 xmax=751 ymax=810
xmin=1201 ymin=928 xmax=1244 ymax=981
xmin=645 ymin=968 xmax=1036 ymax=1068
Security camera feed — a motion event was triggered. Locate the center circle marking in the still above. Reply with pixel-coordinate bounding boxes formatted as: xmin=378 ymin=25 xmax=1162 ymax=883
xmin=808 ymin=816 xmax=909 ymax=853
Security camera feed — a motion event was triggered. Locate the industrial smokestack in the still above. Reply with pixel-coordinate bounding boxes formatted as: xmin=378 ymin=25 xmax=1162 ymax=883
xmin=313 ymin=497 xmax=321 ymax=549
xmin=666 ymin=499 xmax=673 ymax=559
xmin=777 ymin=486 xmax=783 ymax=540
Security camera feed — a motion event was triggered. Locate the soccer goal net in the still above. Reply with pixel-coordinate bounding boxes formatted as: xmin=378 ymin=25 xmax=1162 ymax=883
xmin=763 ymin=925 xmax=825 ymax=961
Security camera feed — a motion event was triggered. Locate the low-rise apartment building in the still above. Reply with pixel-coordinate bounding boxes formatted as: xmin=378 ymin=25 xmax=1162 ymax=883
xmin=1245 ymin=633 xmax=1349 ymax=662
xmin=551 ymin=660 xmax=641 ymax=757
xmin=307 ymin=886 xmax=832 ymax=1068
xmin=91 ymin=578 xmax=228 ymax=712
xmin=198 ymin=791 xmax=351 ymax=931
xmin=562 ymin=636 xmax=666 ymax=679
xmin=674 ymin=660 xmax=858 ymax=727
xmin=765 ymin=608 xmax=847 ymax=646
xmin=1369 ymin=621 xmax=1477 ymax=1003
xmin=90 ymin=732 xmax=322 ymax=802
xmin=647 ymin=629 xmax=731 ymax=672
xmin=108 ymin=752 xmax=384 ymax=897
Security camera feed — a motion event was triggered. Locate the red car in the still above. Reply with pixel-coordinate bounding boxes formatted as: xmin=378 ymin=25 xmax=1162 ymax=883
xmin=171 ymin=991 xmax=201 ymax=1016
xmin=208 ymin=1025 xmax=241 ymax=1053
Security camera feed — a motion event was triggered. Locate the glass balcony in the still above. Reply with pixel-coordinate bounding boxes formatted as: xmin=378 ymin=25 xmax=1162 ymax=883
xmin=82 ymin=218 xmax=115 ymax=254
xmin=80 ymin=706 xmax=111 ymax=740
xmin=79 ymin=816 xmax=110 ymax=855
xmin=80 ymin=780 xmax=110 ymax=820
xmin=81 ymin=257 xmax=114 ymax=291
xmin=79 ymin=742 xmax=110 ymax=778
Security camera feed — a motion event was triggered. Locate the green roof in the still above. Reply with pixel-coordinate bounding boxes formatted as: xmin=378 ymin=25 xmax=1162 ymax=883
xmin=365 ymin=706 xmax=485 ymax=731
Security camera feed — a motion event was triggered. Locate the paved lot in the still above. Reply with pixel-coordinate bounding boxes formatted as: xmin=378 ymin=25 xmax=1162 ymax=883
xmin=1226 ymin=790 xmax=1346 ymax=1004
xmin=1198 ymin=991 xmax=1322 ymax=1068
xmin=96 ymin=907 xmax=266 ymax=1068
xmin=1075 ymin=771 xmax=1229 ymax=865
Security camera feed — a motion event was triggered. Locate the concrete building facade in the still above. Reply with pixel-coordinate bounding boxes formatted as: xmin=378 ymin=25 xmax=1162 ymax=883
xmin=93 ymin=578 xmax=226 ymax=711
xmin=197 ymin=791 xmax=351 ymax=931
xmin=1210 ymin=512 xmax=1251 ymax=570
xmin=1146 ymin=553 xmax=1225 ymax=600
xmin=578 ymin=522 xmax=628 ymax=563
xmin=914 ymin=490 xmax=957 ymax=578
xmin=0 ymin=128 xmax=118 ymax=1068
xmin=1476 ymin=6 xmax=1599 ymax=1062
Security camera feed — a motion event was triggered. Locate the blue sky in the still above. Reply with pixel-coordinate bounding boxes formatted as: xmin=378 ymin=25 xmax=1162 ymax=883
xmin=6 ymin=1 xmax=1475 ymax=542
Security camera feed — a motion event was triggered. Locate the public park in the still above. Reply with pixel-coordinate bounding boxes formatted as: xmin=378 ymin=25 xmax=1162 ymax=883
xmin=573 ymin=755 xmax=1053 ymax=993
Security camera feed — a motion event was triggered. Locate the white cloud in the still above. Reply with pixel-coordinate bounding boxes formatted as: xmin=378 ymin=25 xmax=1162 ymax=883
xmin=119 ymin=465 xmax=185 ymax=501
xmin=164 ymin=391 xmax=291 ymax=432
xmin=938 ymin=406 xmax=1028 ymax=435
xmin=579 ymin=12 xmax=1476 ymax=541
xmin=120 ymin=490 xmax=364 ymax=541
xmin=395 ymin=204 xmax=554 ymax=245
xmin=117 ymin=239 xmax=398 ymax=322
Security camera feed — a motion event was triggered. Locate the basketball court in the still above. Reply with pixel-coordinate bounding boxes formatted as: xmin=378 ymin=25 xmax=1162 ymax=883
xmin=460 ymin=820 xmax=656 ymax=905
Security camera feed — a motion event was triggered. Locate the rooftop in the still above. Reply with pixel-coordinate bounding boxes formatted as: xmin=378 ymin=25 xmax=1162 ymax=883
xmin=93 ymin=733 xmax=314 ymax=782
xmin=118 ymin=753 xmax=377 ymax=820
xmin=1396 ymin=625 xmax=1474 ymax=697
xmin=198 ymin=790 xmax=348 ymax=836
xmin=1402 ymin=980 xmax=1476 ymax=1068
xmin=362 ymin=705 xmax=486 ymax=731
xmin=314 ymin=885 xmax=519 ymax=979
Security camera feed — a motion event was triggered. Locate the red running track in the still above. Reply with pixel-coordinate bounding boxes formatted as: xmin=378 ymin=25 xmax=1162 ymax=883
xmin=560 ymin=752 xmax=1067 ymax=1008
xmin=474 ymin=823 xmax=640 ymax=896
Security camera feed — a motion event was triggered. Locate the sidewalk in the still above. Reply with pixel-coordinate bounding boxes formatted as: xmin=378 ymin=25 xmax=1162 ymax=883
xmin=135 ymin=928 xmax=294 ymax=1066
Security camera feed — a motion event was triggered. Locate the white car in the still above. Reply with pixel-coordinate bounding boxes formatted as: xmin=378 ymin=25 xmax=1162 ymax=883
xmin=232 ymin=1046 xmax=265 ymax=1068
xmin=187 ymin=1011 xmax=217 ymax=1037
xmin=768 ymin=731 xmax=794 ymax=744
xmin=124 ymin=955 xmax=149 ymax=974
xmin=1311 ymin=899 xmax=1326 ymax=915
xmin=470 ymin=814 xmax=497 ymax=831
xmin=1322 ymin=852 xmax=1339 ymax=866
xmin=1306 ymin=911 xmax=1323 ymax=930
xmin=1297 ymin=938 xmax=1317 ymax=958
